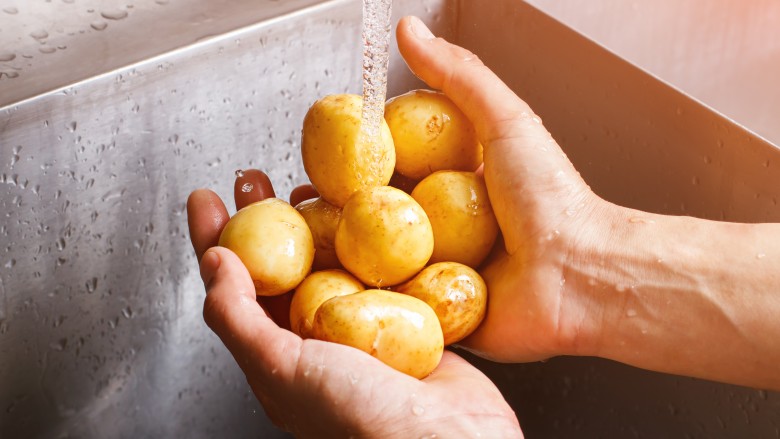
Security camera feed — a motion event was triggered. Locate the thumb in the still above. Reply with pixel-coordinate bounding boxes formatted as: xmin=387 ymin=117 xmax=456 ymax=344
xmin=396 ymin=16 xmax=587 ymax=251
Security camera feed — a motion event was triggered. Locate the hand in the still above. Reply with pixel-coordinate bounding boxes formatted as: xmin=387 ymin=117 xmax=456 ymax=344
xmin=397 ymin=17 xmax=613 ymax=362
xmin=187 ymin=170 xmax=522 ymax=438
xmin=401 ymin=17 xmax=780 ymax=391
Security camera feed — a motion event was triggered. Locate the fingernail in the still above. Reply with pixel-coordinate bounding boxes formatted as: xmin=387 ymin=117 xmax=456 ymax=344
xmin=409 ymin=16 xmax=434 ymax=40
xmin=200 ymin=250 xmax=221 ymax=289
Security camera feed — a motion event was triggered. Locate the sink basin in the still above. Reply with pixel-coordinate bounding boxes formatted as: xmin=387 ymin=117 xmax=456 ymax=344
xmin=1 ymin=0 xmax=778 ymax=437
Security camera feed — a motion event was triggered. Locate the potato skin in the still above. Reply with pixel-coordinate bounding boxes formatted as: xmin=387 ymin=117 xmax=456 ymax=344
xmin=335 ymin=186 xmax=434 ymax=287
xmin=302 ymin=94 xmax=395 ymax=207
xmin=218 ymin=198 xmax=314 ymax=296
xmin=295 ymin=197 xmax=342 ymax=271
xmin=412 ymin=171 xmax=499 ymax=268
xmin=385 ymin=89 xmax=482 ymax=181
xmin=289 ymin=269 xmax=364 ymax=338
xmin=395 ymin=262 xmax=487 ymax=346
xmin=312 ymin=290 xmax=444 ymax=379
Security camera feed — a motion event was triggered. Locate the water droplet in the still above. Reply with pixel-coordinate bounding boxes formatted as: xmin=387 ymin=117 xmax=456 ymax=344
xmin=90 ymin=21 xmax=108 ymax=31
xmin=0 ymin=70 xmax=20 ymax=79
xmin=0 ymin=52 xmax=15 ymax=62
xmin=86 ymin=277 xmax=98 ymax=293
xmin=587 ymin=278 xmax=597 ymax=287
xmin=101 ymin=9 xmax=128 ymax=20
xmin=412 ymin=405 xmax=425 ymax=416
xmin=241 ymin=183 xmax=254 ymax=193
xmin=691 ymin=176 xmax=700 ymax=186
xmin=756 ymin=253 xmax=766 ymax=260
xmin=121 ymin=306 xmax=133 ymax=319
xmin=50 ymin=338 xmax=67 ymax=351
xmin=39 ymin=46 xmax=57 ymax=55
xmin=30 ymin=29 xmax=50 ymax=40
xmin=629 ymin=217 xmax=656 ymax=224
xmin=67 ymin=121 xmax=77 ymax=132
xmin=3 ymin=7 xmax=19 ymax=14
xmin=626 ymin=308 xmax=637 ymax=317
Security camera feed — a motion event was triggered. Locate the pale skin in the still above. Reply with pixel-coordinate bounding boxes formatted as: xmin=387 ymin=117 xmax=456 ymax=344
xmin=187 ymin=15 xmax=780 ymax=438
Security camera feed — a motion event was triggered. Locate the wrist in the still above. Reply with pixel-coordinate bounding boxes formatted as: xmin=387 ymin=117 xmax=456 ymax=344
xmin=556 ymin=197 xmax=633 ymax=358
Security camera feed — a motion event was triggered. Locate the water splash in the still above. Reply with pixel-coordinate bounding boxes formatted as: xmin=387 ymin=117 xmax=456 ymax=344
xmin=359 ymin=0 xmax=393 ymax=143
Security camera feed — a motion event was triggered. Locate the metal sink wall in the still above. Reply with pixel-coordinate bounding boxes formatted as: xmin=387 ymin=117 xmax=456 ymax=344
xmin=1 ymin=0 xmax=779 ymax=437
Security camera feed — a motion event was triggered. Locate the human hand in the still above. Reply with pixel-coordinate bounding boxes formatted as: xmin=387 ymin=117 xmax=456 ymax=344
xmin=187 ymin=170 xmax=522 ymax=438
xmin=396 ymin=17 xmax=615 ymax=363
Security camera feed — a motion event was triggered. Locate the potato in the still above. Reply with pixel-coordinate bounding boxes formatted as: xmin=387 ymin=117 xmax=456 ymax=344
xmin=218 ymin=198 xmax=314 ymax=296
xmin=395 ymin=262 xmax=487 ymax=346
xmin=301 ymin=94 xmax=395 ymax=207
xmin=335 ymin=186 xmax=433 ymax=287
xmin=289 ymin=269 xmax=364 ymax=338
xmin=295 ymin=197 xmax=342 ymax=271
xmin=312 ymin=290 xmax=443 ymax=378
xmin=412 ymin=171 xmax=499 ymax=268
xmin=385 ymin=89 xmax=482 ymax=181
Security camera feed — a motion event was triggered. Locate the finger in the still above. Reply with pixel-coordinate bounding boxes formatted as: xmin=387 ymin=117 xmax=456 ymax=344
xmin=187 ymin=189 xmax=229 ymax=261
xmin=397 ymin=16 xmax=587 ymax=251
xmin=290 ymin=184 xmax=319 ymax=207
xmin=235 ymin=169 xmax=276 ymax=211
xmin=201 ymin=246 xmax=303 ymax=381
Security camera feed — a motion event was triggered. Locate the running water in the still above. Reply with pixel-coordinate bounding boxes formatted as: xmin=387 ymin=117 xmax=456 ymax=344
xmin=359 ymin=0 xmax=393 ymax=143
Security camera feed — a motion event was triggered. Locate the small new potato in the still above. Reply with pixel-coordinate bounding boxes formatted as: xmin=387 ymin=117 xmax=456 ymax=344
xmin=335 ymin=186 xmax=434 ymax=287
xmin=395 ymin=262 xmax=487 ymax=346
xmin=412 ymin=171 xmax=499 ymax=268
xmin=312 ymin=290 xmax=444 ymax=379
xmin=289 ymin=269 xmax=364 ymax=338
xmin=218 ymin=198 xmax=314 ymax=296
xmin=301 ymin=94 xmax=395 ymax=207
xmin=295 ymin=197 xmax=342 ymax=271
xmin=385 ymin=89 xmax=482 ymax=181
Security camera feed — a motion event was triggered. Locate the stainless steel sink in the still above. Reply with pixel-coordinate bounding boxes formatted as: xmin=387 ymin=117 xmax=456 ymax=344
xmin=1 ymin=1 xmax=779 ymax=437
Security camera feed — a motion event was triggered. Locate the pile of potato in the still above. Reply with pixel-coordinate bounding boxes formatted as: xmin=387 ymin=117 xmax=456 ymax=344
xmin=218 ymin=90 xmax=498 ymax=379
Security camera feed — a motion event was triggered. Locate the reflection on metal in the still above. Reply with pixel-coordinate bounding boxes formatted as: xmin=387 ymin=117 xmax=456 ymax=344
xmin=0 ymin=0 xmax=778 ymax=437
xmin=527 ymin=0 xmax=780 ymax=145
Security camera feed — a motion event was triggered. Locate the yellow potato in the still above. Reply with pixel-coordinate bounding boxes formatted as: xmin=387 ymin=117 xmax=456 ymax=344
xmin=395 ymin=262 xmax=487 ymax=346
xmin=218 ymin=198 xmax=314 ymax=296
xmin=289 ymin=269 xmax=364 ymax=338
xmin=412 ymin=171 xmax=499 ymax=268
xmin=295 ymin=197 xmax=342 ymax=271
xmin=301 ymin=94 xmax=395 ymax=207
xmin=385 ymin=89 xmax=482 ymax=181
xmin=312 ymin=290 xmax=443 ymax=379
xmin=335 ymin=186 xmax=433 ymax=287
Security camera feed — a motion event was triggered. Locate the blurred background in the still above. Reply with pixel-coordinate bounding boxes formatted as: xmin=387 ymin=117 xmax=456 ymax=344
xmin=1 ymin=0 xmax=779 ymax=437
